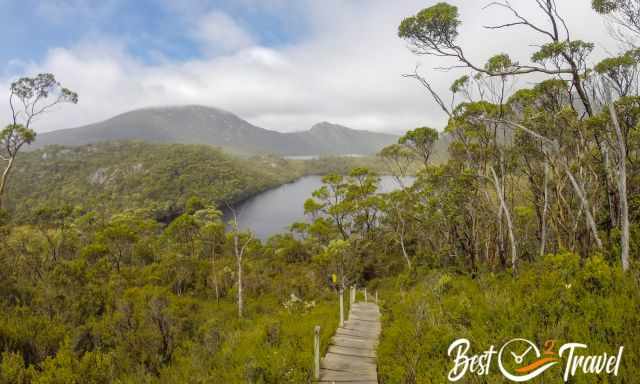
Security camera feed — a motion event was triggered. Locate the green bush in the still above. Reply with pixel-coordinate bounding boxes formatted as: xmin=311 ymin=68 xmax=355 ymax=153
xmin=377 ymin=254 xmax=640 ymax=383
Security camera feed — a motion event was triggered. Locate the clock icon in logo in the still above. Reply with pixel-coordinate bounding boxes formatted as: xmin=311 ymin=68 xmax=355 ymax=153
xmin=511 ymin=345 xmax=533 ymax=364
xmin=498 ymin=339 xmax=559 ymax=382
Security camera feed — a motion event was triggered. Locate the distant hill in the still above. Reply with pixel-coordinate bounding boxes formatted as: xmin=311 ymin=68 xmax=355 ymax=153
xmin=7 ymin=141 xmax=405 ymax=222
xmin=29 ymin=106 xmax=399 ymax=156
xmin=8 ymin=142 xmax=303 ymax=222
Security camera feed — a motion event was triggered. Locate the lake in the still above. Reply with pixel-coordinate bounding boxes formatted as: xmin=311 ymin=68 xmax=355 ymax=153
xmin=226 ymin=175 xmax=411 ymax=240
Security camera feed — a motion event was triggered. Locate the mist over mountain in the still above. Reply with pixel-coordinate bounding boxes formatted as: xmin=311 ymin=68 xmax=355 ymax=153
xmin=29 ymin=106 xmax=399 ymax=156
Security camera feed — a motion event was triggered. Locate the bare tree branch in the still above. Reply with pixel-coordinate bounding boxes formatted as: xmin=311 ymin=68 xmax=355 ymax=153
xmin=402 ymin=67 xmax=452 ymax=117
xmin=483 ymin=1 xmax=557 ymax=40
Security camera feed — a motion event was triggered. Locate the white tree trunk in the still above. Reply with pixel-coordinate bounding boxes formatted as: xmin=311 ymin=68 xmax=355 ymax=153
xmin=602 ymin=144 xmax=618 ymax=228
xmin=235 ymin=233 xmax=244 ymax=318
xmin=0 ymin=156 xmax=15 ymax=209
xmin=229 ymin=208 xmax=250 ymax=319
xmin=540 ymin=160 xmax=549 ymax=257
xmin=608 ymin=103 xmax=630 ymax=271
xmin=484 ymin=118 xmax=607 ymax=251
xmin=237 ymin=256 xmax=243 ymax=318
xmin=393 ymin=203 xmax=412 ymax=269
xmin=490 ymin=167 xmax=518 ymax=274
xmin=211 ymin=248 xmax=219 ymax=303
xmin=562 ymin=162 xmax=604 ymax=249
xmin=399 ymin=230 xmax=411 ymax=269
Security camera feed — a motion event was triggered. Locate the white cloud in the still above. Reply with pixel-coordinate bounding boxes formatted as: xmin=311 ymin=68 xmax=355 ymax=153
xmin=1 ymin=0 xmax=618 ymax=135
xmin=192 ymin=10 xmax=255 ymax=53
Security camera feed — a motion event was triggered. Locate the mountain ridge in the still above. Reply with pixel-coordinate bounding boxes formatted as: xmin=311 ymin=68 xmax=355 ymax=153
xmin=29 ymin=105 xmax=399 ymax=156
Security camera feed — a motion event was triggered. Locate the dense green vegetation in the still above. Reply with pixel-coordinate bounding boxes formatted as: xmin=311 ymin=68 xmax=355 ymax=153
xmin=6 ymin=142 xmax=397 ymax=223
xmin=298 ymin=155 xmax=400 ymax=176
xmin=2 ymin=1 xmax=640 ymax=383
xmin=7 ymin=142 xmax=304 ymax=222
xmin=0 ymin=199 xmax=344 ymax=383
xmin=376 ymin=255 xmax=640 ymax=383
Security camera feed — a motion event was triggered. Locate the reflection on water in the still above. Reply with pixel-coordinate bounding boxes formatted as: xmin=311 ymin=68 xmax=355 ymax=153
xmin=225 ymin=175 xmax=412 ymax=240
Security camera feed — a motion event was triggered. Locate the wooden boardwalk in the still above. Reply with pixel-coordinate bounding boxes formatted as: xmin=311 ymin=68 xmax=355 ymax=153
xmin=318 ymin=302 xmax=381 ymax=383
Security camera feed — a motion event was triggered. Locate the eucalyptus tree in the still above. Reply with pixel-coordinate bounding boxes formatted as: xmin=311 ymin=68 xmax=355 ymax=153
xmin=164 ymin=213 xmax=201 ymax=257
xmin=344 ymin=167 xmax=382 ymax=239
xmin=593 ymin=0 xmax=640 ymax=44
xmin=378 ymin=144 xmax=414 ymax=188
xmin=398 ymin=127 xmax=439 ymax=166
xmin=445 ymin=100 xmax=520 ymax=273
xmin=395 ymin=2 xmax=640 ymax=272
xmin=583 ymin=88 xmax=637 ymax=271
xmin=591 ymin=0 xmax=640 ymax=271
xmin=378 ymin=144 xmax=419 ymax=269
xmin=226 ymin=207 xmax=254 ymax=318
xmin=1 ymin=74 xmax=78 ymax=209
xmin=381 ymin=190 xmax=414 ymax=269
xmin=594 ymin=49 xmax=640 ymax=97
xmin=315 ymin=239 xmax=359 ymax=291
xmin=503 ymin=80 xmax=606 ymax=253
xmin=399 ymin=1 xmax=595 ymax=116
xmin=413 ymin=163 xmax=482 ymax=271
xmin=33 ymin=204 xmax=76 ymax=263
xmin=304 ymin=174 xmax=352 ymax=241
xmin=194 ymin=208 xmax=225 ymax=302
xmin=607 ymin=101 xmax=630 ymax=271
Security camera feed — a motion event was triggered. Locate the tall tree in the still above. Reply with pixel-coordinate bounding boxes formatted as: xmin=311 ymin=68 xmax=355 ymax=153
xmin=593 ymin=0 xmax=640 ymax=44
xmin=227 ymin=207 xmax=253 ymax=318
xmin=399 ymin=2 xmax=595 ymax=116
xmin=608 ymin=101 xmax=630 ymax=271
xmin=194 ymin=208 xmax=225 ymax=302
xmin=1 ymin=74 xmax=78 ymax=209
xmin=398 ymin=127 xmax=439 ymax=166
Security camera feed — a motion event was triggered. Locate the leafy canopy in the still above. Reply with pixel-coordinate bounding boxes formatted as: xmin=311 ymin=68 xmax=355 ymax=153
xmin=398 ymin=3 xmax=460 ymax=48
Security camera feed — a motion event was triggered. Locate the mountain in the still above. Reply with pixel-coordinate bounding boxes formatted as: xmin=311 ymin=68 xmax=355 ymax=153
xmin=29 ymin=106 xmax=399 ymax=156
xmin=289 ymin=122 xmax=400 ymax=156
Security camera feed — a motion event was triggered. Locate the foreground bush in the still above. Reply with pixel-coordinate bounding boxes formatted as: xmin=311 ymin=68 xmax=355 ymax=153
xmin=377 ymin=253 xmax=640 ymax=383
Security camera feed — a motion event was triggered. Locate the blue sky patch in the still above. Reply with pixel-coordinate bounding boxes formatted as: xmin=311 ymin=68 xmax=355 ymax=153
xmin=0 ymin=0 xmax=309 ymax=65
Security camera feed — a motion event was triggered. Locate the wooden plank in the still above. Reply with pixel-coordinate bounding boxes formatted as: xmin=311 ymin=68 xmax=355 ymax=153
xmin=320 ymin=370 xmax=377 ymax=381
xmin=318 ymin=302 xmax=381 ymax=383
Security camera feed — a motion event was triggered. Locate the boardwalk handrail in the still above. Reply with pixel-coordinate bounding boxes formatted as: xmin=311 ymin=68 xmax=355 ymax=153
xmin=314 ymin=325 xmax=320 ymax=380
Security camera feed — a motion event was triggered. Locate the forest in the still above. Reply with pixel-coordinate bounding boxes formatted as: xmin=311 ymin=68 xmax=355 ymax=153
xmin=1 ymin=1 xmax=640 ymax=383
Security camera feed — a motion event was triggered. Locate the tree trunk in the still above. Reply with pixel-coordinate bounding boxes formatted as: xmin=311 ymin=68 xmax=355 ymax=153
xmin=394 ymin=203 xmax=412 ymax=269
xmin=211 ymin=248 xmax=219 ymax=303
xmin=235 ymin=233 xmax=244 ymax=318
xmin=490 ymin=167 xmax=518 ymax=275
xmin=608 ymin=103 xmax=630 ymax=271
xmin=0 ymin=156 xmax=16 ymax=210
xmin=540 ymin=160 xmax=549 ymax=257
xmin=562 ymin=162 xmax=604 ymax=249
xmin=492 ymin=118 xmax=605 ymax=252
xmin=399 ymin=228 xmax=411 ymax=270
xmin=602 ymin=145 xmax=619 ymax=229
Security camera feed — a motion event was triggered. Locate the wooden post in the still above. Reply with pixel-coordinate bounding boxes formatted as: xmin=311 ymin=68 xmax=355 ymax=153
xmin=364 ymin=288 xmax=367 ymax=303
xmin=314 ymin=325 xmax=320 ymax=380
xmin=339 ymin=289 xmax=344 ymax=327
xmin=350 ymin=285 xmax=355 ymax=304
xmin=375 ymin=290 xmax=378 ymax=304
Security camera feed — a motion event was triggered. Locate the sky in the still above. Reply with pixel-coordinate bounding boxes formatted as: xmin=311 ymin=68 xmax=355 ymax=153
xmin=0 ymin=0 xmax=618 ymax=134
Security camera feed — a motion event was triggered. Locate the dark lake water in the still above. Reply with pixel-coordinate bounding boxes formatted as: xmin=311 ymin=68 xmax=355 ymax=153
xmin=226 ymin=175 xmax=411 ymax=240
